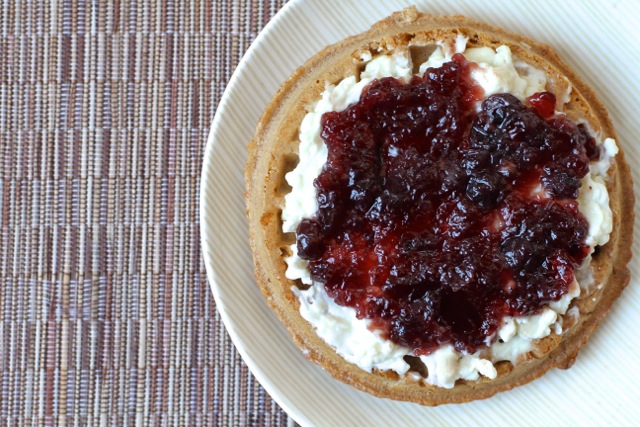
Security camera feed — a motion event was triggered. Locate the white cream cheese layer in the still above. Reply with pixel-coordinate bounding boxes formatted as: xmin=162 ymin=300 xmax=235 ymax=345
xmin=282 ymin=39 xmax=616 ymax=388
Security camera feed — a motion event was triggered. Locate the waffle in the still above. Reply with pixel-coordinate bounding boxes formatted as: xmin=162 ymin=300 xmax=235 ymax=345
xmin=245 ymin=7 xmax=634 ymax=405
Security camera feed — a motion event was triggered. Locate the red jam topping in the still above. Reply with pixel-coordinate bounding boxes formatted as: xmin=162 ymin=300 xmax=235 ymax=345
xmin=296 ymin=57 xmax=598 ymax=355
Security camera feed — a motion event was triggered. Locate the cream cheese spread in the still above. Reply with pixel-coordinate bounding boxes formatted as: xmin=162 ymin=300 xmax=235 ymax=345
xmin=282 ymin=37 xmax=616 ymax=388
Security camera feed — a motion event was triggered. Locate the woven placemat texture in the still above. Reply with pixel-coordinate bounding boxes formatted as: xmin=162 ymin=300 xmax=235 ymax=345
xmin=0 ymin=0 xmax=291 ymax=425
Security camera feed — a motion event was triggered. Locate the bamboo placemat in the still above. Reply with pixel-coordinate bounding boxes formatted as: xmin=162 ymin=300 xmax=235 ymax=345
xmin=0 ymin=0 xmax=291 ymax=425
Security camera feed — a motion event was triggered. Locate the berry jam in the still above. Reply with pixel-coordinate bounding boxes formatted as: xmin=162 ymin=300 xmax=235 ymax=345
xmin=296 ymin=57 xmax=597 ymax=355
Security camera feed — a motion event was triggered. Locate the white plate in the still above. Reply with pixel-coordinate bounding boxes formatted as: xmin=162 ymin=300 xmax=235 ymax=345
xmin=200 ymin=1 xmax=640 ymax=425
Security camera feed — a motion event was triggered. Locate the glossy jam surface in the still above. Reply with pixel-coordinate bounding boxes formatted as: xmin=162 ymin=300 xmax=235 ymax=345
xmin=296 ymin=57 xmax=596 ymax=355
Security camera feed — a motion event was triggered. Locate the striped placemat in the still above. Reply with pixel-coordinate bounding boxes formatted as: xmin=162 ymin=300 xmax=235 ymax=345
xmin=0 ymin=0 xmax=291 ymax=425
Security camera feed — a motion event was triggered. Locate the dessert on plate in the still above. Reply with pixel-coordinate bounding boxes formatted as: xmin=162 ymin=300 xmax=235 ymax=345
xmin=245 ymin=7 xmax=634 ymax=405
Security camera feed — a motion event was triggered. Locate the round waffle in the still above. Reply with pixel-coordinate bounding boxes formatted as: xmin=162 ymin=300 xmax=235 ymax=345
xmin=245 ymin=8 xmax=634 ymax=405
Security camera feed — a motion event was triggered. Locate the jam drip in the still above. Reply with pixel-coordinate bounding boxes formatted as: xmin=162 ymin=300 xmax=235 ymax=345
xmin=296 ymin=58 xmax=597 ymax=355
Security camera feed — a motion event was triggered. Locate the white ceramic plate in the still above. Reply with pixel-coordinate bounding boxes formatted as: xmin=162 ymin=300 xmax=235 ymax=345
xmin=200 ymin=0 xmax=640 ymax=425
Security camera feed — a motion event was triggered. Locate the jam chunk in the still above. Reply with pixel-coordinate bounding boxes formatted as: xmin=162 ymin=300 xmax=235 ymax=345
xmin=296 ymin=58 xmax=594 ymax=355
